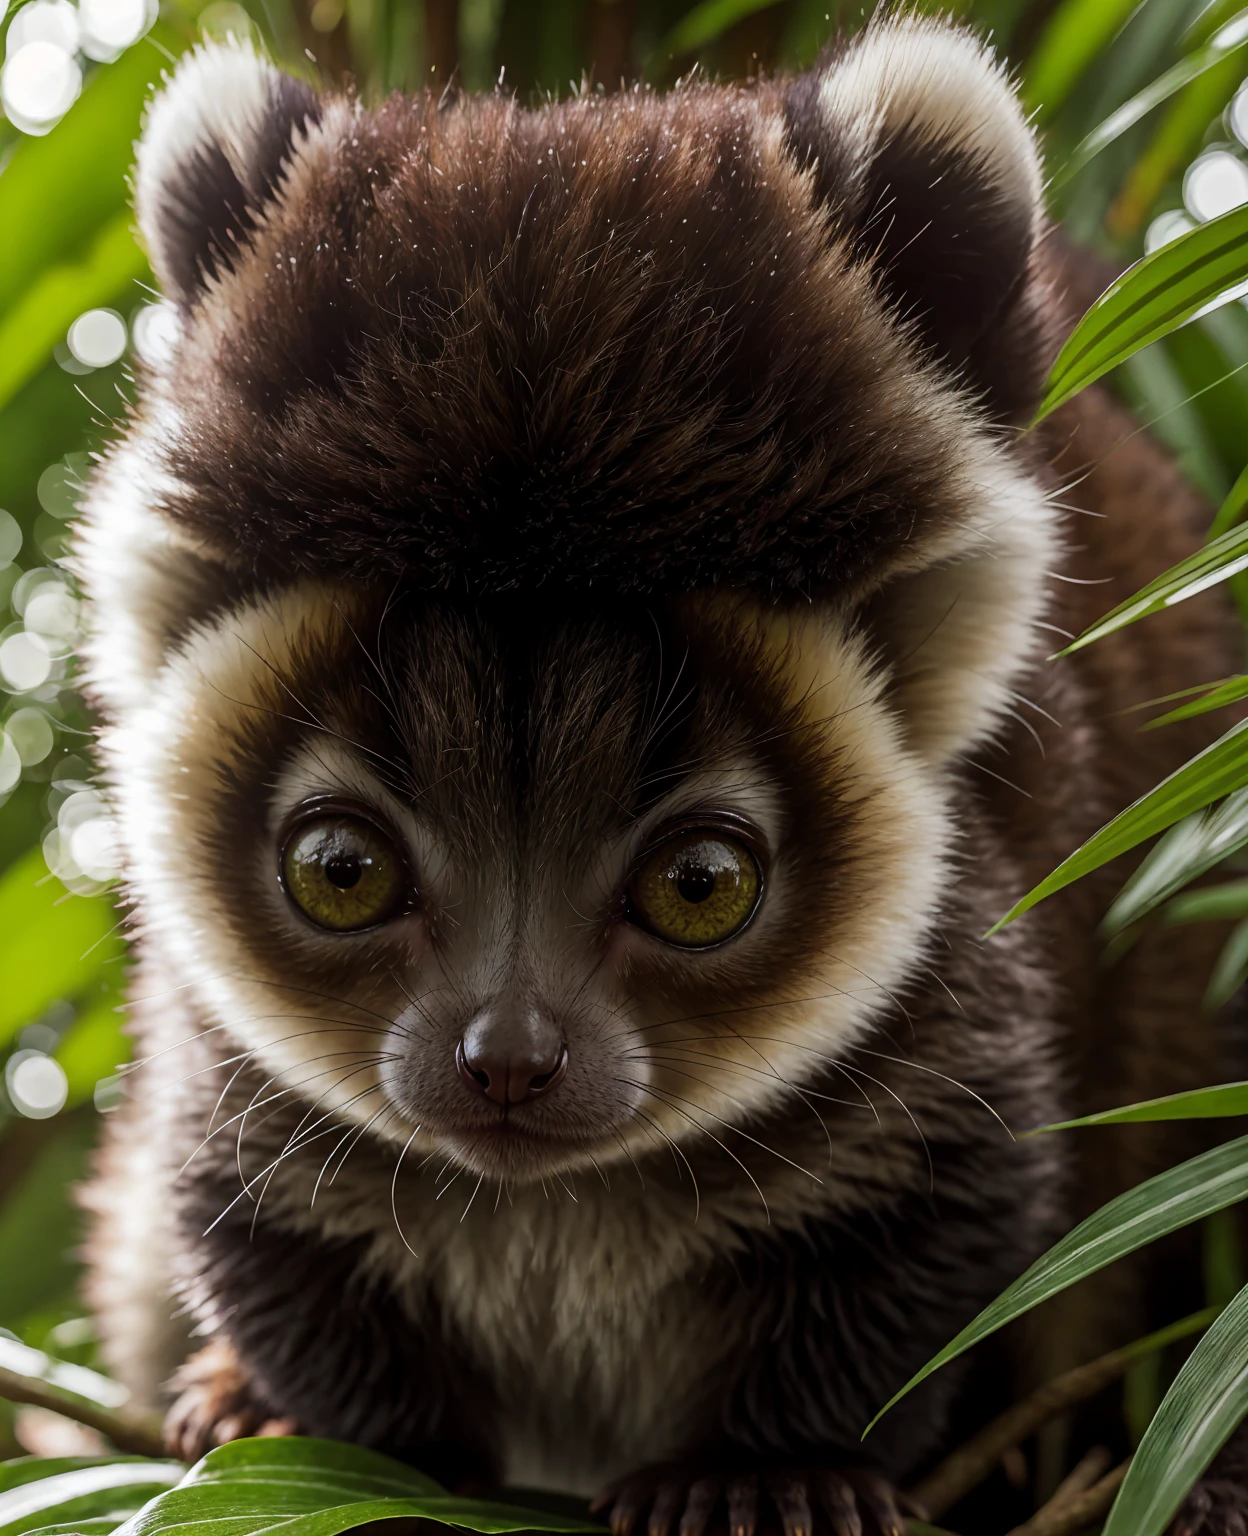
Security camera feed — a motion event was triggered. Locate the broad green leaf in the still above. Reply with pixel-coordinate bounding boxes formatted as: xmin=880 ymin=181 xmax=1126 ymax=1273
xmin=1037 ymin=205 xmax=1248 ymax=419
xmin=0 ymin=847 xmax=123 ymax=1043
xmin=1103 ymin=1282 xmax=1248 ymax=1536
xmin=0 ymin=1462 xmax=158 ymax=1496
xmin=1059 ymin=519 xmax=1248 ymax=655
xmin=113 ymin=1439 xmax=601 ymax=1536
xmin=663 ymin=0 xmax=784 ymax=53
xmin=0 ymin=213 xmax=147 ymax=417
xmin=991 ymin=716 xmax=1248 ymax=931
xmin=0 ymin=34 xmax=180 ymax=322
xmin=22 ymin=1520 xmax=129 ymax=1536
xmin=865 ymin=1134 xmax=1248 ymax=1432
xmin=1164 ymin=879 xmax=1248 ymax=924
xmin=0 ymin=1463 xmax=181 ymax=1536
xmin=1206 ymin=918 xmax=1248 ymax=1009
xmin=1038 ymin=1080 xmax=1248 ymax=1130
xmin=1101 ymin=787 xmax=1248 ymax=933
xmin=1144 ymin=674 xmax=1248 ymax=728
xmin=1025 ymin=0 xmax=1143 ymax=117
xmin=1209 ymin=461 xmax=1248 ymax=540
xmin=1059 ymin=9 xmax=1248 ymax=184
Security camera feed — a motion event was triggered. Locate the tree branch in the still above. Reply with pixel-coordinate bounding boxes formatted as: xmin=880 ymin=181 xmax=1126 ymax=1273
xmin=909 ymin=1307 xmax=1215 ymax=1519
xmin=0 ymin=1363 xmax=167 ymax=1458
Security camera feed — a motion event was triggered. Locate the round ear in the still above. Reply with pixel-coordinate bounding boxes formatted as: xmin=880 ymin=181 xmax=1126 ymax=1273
xmin=784 ymin=16 xmax=1052 ymax=421
xmin=135 ymin=41 xmax=322 ymax=307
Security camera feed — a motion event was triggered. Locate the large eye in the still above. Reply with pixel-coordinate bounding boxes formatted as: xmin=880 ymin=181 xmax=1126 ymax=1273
xmin=281 ymin=814 xmax=408 ymax=932
xmin=629 ymin=829 xmax=762 ymax=949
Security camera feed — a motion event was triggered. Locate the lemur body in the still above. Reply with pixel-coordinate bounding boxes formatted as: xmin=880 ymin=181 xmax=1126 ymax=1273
xmin=78 ymin=20 xmax=1244 ymax=1534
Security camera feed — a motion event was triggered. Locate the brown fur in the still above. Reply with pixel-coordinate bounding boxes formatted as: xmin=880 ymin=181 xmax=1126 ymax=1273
xmin=76 ymin=22 xmax=1245 ymax=1536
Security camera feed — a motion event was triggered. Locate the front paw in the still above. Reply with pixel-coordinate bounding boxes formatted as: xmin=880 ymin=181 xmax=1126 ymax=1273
xmin=1171 ymin=1478 xmax=1248 ymax=1536
xmin=164 ymin=1340 xmax=298 ymax=1461
xmin=591 ymin=1463 xmax=919 ymax=1536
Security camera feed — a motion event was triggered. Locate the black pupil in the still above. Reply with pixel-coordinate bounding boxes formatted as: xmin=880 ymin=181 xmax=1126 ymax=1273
xmin=324 ymin=851 xmax=363 ymax=890
xmin=676 ymin=864 xmax=717 ymax=904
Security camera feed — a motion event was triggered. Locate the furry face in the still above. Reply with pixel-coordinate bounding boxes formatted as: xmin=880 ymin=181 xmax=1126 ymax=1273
xmin=79 ymin=15 xmax=1058 ymax=1187
xmin=104 ymin=581 xmax=959 ymax=1184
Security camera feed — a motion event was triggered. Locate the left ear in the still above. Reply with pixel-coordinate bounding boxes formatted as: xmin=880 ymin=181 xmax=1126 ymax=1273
xmin=784 ymin=16 xmax=1051 ymax=421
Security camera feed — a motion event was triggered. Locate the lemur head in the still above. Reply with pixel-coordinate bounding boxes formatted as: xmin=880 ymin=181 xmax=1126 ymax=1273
xmin=77 ymin=18 xmax=1055 ymax=1182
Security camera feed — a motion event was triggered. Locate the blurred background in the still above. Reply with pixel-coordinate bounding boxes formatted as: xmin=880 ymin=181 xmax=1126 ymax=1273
xmin=0 ymin=0 xmax=1247 ymax=1463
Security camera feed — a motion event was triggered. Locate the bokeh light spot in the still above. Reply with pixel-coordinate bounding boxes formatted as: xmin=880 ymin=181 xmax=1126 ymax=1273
xmin=1 ymin=40 xmax=81 ymax=134
xmin=7 ymin=708 xmax=54 ymax=766
xmin=67 ymin=309 xmax=127 ymax=369
xmin=0 ymin=631 xmax=53 ymax=692
xmin=5 ymin=1 xmax=80 ymax=56
xmin=5 ymin=1050 xmax=69 ymax=1119
xmin=79 ymin=0 xmax=154 ymax=61
xmin=1145 ymin=209 xmax=1195 ymax=253
xmin=131 ymin=302 xmax=182 ymax=368
xmin=0 ymin=511 xmax=23 ymax=570
xmin=1183 ymin=149 xmax=1248 ymax=222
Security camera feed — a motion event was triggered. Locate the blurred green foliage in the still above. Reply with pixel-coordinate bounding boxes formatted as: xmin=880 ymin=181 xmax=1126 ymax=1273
xmin=0 ymin=0 xmax=1245 ymax=1500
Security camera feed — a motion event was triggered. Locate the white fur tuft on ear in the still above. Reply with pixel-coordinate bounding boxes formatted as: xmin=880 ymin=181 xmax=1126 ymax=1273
xmin=133 ymin=40 xmax=320 ymax=303
xmin=819 ymin=15 xmax=1041 ymax=219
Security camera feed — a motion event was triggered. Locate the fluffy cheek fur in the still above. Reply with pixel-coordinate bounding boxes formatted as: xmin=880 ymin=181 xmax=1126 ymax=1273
xmin=100 ymin=582 xmax=410 ymax=1138
xmin=100 ymin=579 xmax=956 ymax=1181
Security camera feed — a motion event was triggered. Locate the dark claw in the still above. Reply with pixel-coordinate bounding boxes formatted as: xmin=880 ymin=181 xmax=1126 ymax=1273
xmin=812 ymin=1471 xmax=862 ymax=1536
xmin=648 ymin=1482 xmax=684 ymax=1536
xmin=726 ymin=1473 xmax=759 ymax=1536
xmin=766 ymin=1472 xmax=813 ymax=1536
xmin=679 ymin=1477 xmax=721 ymax=1536
xmin=608 ymin=1487 xmax=646 ymax=1536
xmin=845 ymin=1471 xmax=905 ymax=1536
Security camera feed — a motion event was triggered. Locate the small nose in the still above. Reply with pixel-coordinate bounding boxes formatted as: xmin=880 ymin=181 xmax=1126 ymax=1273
xmin=456 ymin=1009 xmax=568 ymax=1107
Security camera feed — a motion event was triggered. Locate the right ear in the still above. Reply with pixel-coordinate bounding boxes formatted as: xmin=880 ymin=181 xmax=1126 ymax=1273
xmin=135 ymin=41 xmax=322 ymax=306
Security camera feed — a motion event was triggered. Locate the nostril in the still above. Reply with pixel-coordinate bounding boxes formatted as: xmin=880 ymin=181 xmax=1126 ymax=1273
xmin=456 ymin=1038 xmax=501 ymax=1102
xmin=526 ymin=1045 xmax=568 ymax=1098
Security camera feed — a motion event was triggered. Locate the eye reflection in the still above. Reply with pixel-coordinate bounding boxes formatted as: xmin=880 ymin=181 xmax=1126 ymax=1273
xmin=281 ymin=814 xmax=408 ymax=932
xmin=629 ymin=829 xmax=762 ymax=949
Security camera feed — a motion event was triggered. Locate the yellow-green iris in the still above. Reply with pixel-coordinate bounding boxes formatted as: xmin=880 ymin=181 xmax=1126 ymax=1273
xmin=282 ymin=815 xmax=407 ymax=932
xmin=630 ymin=830 xmax=761 ymax=948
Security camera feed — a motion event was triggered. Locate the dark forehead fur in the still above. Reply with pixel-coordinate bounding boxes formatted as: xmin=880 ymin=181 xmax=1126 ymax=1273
xmin=161 ymin=81 xmax=978 ymax=600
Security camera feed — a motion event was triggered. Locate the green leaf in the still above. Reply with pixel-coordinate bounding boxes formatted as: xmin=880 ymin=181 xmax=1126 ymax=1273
xmin=0 ymin=1461 xmax=160 ymax=1496
xmin=1144 ymin=674 xmax=1248 ymax=728
xmin=0 ymin=848 xmax=123 ymax=1044
xmin=113 ymin=1439 xmax=602 ymax=1536
xmin=1037 ymin=204 xmax=1248 ymax=420
xmin=1058 ymin=9 xmax=1248 ymax=184
xmin=1101 ymin=787 xmax=1248 ymax=933
xmin=0 ymin=33 xmax=182 ymax=323
xmin=1164 ymin=878 xmax=1248 ymax=924
xmin=1209 ymin=461 xmax=1248 ymax=540
xmin=991 ymin=715 xmax=1248 ymax=931
xmin=1024 ymin=0 xmax=1143 ymax=117
xmin=1103 ymin=1282 xmax=1248 ymax=1536
xmin=663 ymin=0 xmax=784 ymax=54
xmin=0 ymin=1462 xmax=181 ymax=1536
xmin=1059 ymin=519 xmax=1248 ymax=655
xmin=1205 ymin=918 xmax=1248 ymax=1010
xmin=1038 ymin=1081 xmax=1248 ymax=1130
xmin=865 ymin=1133 xmax=1248 ymax=1433
xmin=0 ymin=213 xmax=147 ymax=418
